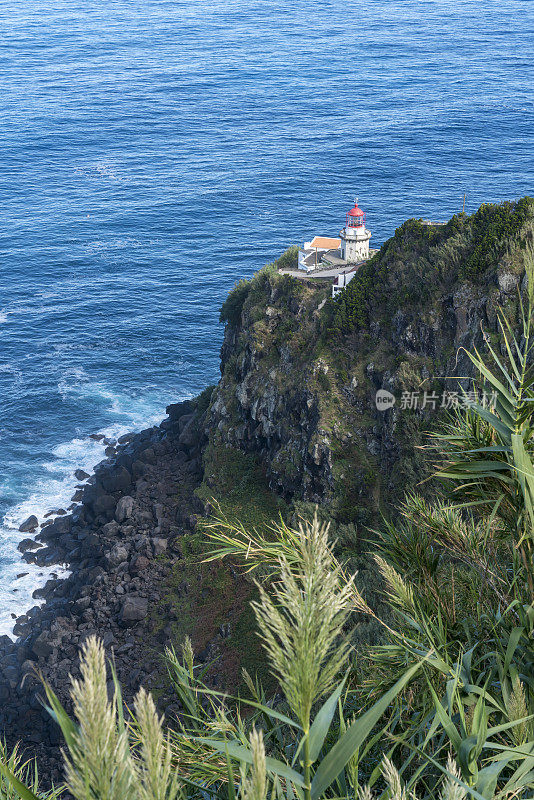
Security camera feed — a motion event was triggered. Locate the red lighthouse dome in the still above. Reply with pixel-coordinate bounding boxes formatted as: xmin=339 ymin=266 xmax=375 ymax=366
xmin=346 ymin=200 xmax=365 ymax=228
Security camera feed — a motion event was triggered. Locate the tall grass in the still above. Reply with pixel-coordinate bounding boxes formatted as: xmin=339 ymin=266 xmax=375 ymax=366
xmin=5 ymin=263 xmax=534 ymax=799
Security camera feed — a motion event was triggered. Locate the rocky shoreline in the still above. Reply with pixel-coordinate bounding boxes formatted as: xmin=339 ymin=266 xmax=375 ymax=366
xmin=0 ymin=398 xmax=208 ymax=784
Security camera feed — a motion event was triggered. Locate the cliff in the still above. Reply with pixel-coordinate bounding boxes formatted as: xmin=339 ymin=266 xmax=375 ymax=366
xmin=201 ymin=198 xmax=534 ymax=524
xmin=1 ymin=198 xmax=533 ymax=784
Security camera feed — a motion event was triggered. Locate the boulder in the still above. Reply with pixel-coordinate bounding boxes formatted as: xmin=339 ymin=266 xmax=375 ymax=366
xmin=166 ymin=399 xmax=194 ymax=420
xmin=119 ymin=596 xmax=148 ymax=626
xmin=100 ymin=466 xmax=131 ymax=494
xmin=107 ymin=544 xmax=129 ymax=567
xmin=75 ymin=469 xmax=91 ymax=481
xmin=178 ymin=419 xmax=198 ymax=450
xmin=17 ymin=539 xmax=42 ymax=553
xmin=140 ymin=448 xmax=156 ymax=465
xmin=19 ymin=516 xmax=38 ymax=533
xmin=92 ymin=493 xmax=116 ymax=517
xmin=130 ymin=555 xmax=150 ymax=574
xmin=101 ymin=520 xmax=118 ymax=536
xmin=132 ymin=460 xmax=146 ymax=479
xmin=116 ymin=496 xmax=135 ymax=523
xmin=73 ymin=596 xmax=91 ymax=613
xmin=152 ymin=538 xmax=167 ymax=556
xmin=498 ymin=272 xmax=520 ymax=294
xmin=38 ymin=515 xmax=72 ymax=540
xmin=32 ymin=632 xmax=53 ymax=660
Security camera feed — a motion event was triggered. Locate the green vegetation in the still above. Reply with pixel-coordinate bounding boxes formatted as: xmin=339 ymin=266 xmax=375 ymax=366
xmin=219 ymin=249 xmax=302 ymax=327
xmin=462 ymin=197 xmax=534 ymax=280
xmin=274 ymin=245 xmax=300 ymax=272
xmin=327 ymin=197 xmax=534 ymax=337
xmin=7 ymin=220 xmax=534 ymax=800
xmin=196 ymin=442 xmax=286 ymax=533
xmin=193 ymin=385 xmax=216 ymax=416
xmin=220 ymin=278 xmax=252 ymax=326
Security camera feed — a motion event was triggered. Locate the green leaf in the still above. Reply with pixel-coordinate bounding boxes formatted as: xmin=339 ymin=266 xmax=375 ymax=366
xmin=193 ymin=738 xmax=305 ymax=788
xmin=110 ymin=657 xmax=126 ymax=734
xmin=458 ymin=734 xmax=479 ymax=778
xmin=476 ymin=759 xmax=510 ymax=800
xmin=310 ymin=659 xmax=422 ymax=800
xmin=42 ymin=683 xmax=78 ymax=753
xmin=464 ymin=350 xmax=516 ymax=409
xmin=225 ymin=745 xmax=236 ymax=800
xmin=427 ymin=685 xmax=462 ymax=753
xmin=308 ymin=675 xmax=348 ymax=762
xmin=468 ymin=404 xmax=514 ymax=443
xmin=511 ymin=433 xmax=534 ymax=531
xmin=503 ymin=627 xmax=525 ymax=675
xmin=188 ymin=686 xmax=302 ymax=730
xmin=0 ymin=760 xmax=41 ymax=800
xmin=486 ymin=714 xmax=534 ymax=738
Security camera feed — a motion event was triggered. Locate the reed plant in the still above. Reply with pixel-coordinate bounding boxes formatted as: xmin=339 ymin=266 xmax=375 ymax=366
xmin=5 ymin=263 xmax=534 ymax=799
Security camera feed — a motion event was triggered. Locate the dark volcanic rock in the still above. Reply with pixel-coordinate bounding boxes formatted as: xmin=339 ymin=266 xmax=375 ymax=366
xmin=119 ymin=596 xmax=148 ymax=626
xmin=0 ymin=400 xmax=208 ymax=787
xmin=32 ymin=632 xmax=54 ymax=660
xmin=92 ymin=493 xmax=116 ymax=517
xmin=166 ymin=399 xmax=194 ymax=420
xmin=19 ymin=516 xmax=38 ymax=533
xmin=100 ymin=466 xmax=131 ymax=494
xmin=17 ymin=539 xmax=42 ymax=553
xmin=116 ymin=495 xmax=135 ymax=523
xmin=74 ymin=469 xmax=90 ymax=481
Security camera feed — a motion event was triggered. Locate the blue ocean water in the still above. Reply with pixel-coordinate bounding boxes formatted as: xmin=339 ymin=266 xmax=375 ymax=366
xmin=0 ymin=0 xmax=533 ymax=633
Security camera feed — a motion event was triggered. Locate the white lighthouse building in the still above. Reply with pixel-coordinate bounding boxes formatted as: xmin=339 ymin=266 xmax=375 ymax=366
xmin=339 ymin=200 xmax=371 ymax=263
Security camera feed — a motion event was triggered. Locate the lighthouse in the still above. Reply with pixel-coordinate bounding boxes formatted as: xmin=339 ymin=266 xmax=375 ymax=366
xmin=339 ymin=200 xmax=371 ymax=263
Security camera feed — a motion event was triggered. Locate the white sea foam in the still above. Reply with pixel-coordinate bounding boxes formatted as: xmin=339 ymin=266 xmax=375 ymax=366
xmin=0 ymin=311 xmax=7 ymax=323
xmin=0 ymin=380 xmax=174 ymax=637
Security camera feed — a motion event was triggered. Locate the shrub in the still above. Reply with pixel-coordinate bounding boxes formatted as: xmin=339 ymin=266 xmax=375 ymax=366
xmin=316 ymin=370 xmax=330 ymax=392
xmin=460 ymin=197 xmax=534 ymax=280
xmin=193 ymin=384 xmax=216 ymax=416
xmin=220 ymin=278 xmax=251 ymax=326
xmin=326 ymin=197 xmax=534 ymax=338
xmin=274 ymin=245 xmax=300 ymax=272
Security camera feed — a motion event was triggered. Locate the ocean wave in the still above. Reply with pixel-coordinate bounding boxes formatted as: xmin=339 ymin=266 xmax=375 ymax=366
xmin=57 ymin=376 xmax=170 ymax=428
xmin=0 ymin=362 xmax=23 ymax=386
xmin=74 ymin=161 xmax=125 ymax=182
xmin=0 ymin=311 xmax=7 ymax=324
xmin=0 ymin=378 xmax=176 ymax=637
xmin=0 ymin=544 xmax=68 ymax=638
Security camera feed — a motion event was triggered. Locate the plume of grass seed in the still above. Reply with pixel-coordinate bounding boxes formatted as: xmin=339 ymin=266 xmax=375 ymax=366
xmin=134 ymin=687 xmax=181 ymax=800
xmin=357 ymin=785 xmax=374 ymax=800
xmin=64 ymin=636 xmax=135 ymax=800
xmin=251 ymin=514 xmax=354 ymax=732
xmin=381 ymin=757 xmax=407 ymax=800
xmin=440 ymin=755 xmax=467 ymax=800
xmin=181 ymin=636 xmax=194 ymax=678
xmin=505 ymin=674 xmax=530 ymax=746
xmin=241 ymin=729 xmax=267 ymax=800
xmin=375 ymin=556 xmax=415 ymax=612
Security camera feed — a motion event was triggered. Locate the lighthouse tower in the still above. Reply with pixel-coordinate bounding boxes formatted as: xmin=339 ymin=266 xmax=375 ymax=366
xmin=340 ymin=200 xmax=371 ymax=263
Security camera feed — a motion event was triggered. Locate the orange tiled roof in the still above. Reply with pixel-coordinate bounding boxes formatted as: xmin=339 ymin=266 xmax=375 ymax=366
xmin=309 ymin=236 xmax=341 ymax=250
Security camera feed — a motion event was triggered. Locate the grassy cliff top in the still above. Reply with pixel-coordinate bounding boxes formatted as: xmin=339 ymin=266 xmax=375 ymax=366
xmin=327 ymin=197 xmax=534 ymax=337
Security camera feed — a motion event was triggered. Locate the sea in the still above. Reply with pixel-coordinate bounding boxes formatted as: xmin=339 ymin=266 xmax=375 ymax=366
xmin=0 ymin=0 xmax=533 ymax=634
